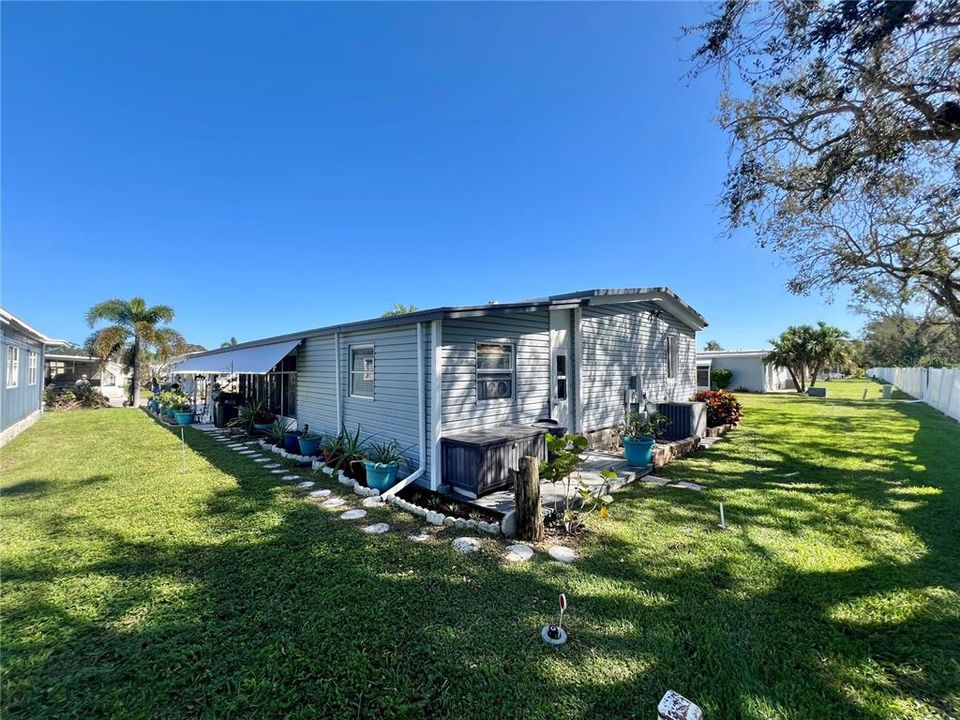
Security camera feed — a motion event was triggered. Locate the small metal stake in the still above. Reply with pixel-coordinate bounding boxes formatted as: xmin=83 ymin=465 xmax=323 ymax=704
xmin=717 ymin=501 xmax=728 ymax=530
xmin=181 ymin=427 xmax=187 ymax=473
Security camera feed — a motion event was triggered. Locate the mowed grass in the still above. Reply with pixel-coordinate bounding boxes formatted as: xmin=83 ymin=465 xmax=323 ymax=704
xmin=2 ymin=381 xmax=958 ymax=719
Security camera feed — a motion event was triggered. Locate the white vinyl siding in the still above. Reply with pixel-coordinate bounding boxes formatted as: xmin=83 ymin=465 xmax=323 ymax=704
xmin=6 ymin=346 xmax=19 ymax=388
xmin=666 ymin=334 xmax=678 ymax=380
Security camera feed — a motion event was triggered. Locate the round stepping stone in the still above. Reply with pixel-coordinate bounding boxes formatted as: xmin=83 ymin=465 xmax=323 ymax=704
xmin=340 ymin=509 xmax=367 ymax=520
xmin=452 ymin=537 xmax=481 ymax=555
xmin=408 ymin=533 xmax=431 ymax=543
xmin=504 ymin=544 xmax=534 ymax=563
xmin=321 ymin=497 xmax=345 ymax=508
xmin=362 ymin=496 xmax=383 ymax=508
xmin=239 ymin=450 xmax=256 ymax=455
xmin=265 ymin=463 xmax=281 ymax=469
xmin=363 ymin=523 xmax=390 ymax=535
xmin=270 ymin=469 xmax=286 ymax=475
xmin=227 ymin=445 xmax=243 ymax=449
xmin=296 ymin=481 xmax=314 ymax=488
xmin=253 ymin=458 xmax=269 ymax=463
xmin=547 ymin=545 xmax=578 ymax=564
xmin=308 ymin=489 xmax=332 ymax=498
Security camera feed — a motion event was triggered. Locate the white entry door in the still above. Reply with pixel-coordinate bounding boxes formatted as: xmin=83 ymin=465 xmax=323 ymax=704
xmin=549 ymin=309 xmax=573 ymax=430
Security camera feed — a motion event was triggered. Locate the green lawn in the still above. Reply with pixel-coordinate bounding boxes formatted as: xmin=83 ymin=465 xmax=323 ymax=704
xmin=2 ymin=381 xmax=958 ymax=719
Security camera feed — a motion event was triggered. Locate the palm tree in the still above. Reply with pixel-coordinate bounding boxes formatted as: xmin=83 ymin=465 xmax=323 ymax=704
xmin=86 ymin=297 xmax=184 ymax=408
xmin=381 ymin=303 xmax=419 ymax=317
xmin=766 ymin=322 xmax=850 ymax=392
xmin=220 ymin=336 xmax=238 ymax=348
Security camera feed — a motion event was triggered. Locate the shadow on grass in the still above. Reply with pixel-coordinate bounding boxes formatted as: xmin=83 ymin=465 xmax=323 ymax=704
xmin=3 ymin=406 xmax=958 ymax=719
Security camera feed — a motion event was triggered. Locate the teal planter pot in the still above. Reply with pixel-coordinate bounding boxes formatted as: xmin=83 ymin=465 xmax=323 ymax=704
xmin=622 ymin=436 xmax=655 ymax=467
xmin=364 ymin=461 xmax=399 ymax=491
xmin=163 ymin=406 xmax=175 ymax=418
xmin=298 ymin=435 xmax=322 ymax=456
xmin=173 ymin=411 xmax=193 ymax=426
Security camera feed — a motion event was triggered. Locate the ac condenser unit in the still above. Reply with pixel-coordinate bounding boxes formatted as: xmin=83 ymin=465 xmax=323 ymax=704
xmin=656 ymin=401 xmax=707 ymax=441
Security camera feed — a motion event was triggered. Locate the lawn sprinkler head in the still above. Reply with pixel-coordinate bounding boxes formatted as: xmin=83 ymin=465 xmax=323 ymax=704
xmin=541 ymin=623 xmax=567 ymax=647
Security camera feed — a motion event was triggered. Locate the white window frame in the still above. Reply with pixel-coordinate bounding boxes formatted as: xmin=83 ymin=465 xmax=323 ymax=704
xmin=28 ymin=351 xmax=38 ymax=386
xmin=552 ymin=348 xmax=568 ymax=401
xmin=476 ymin=342 xmax=515 ymax=401
xmin=666 ymin=334 xmax=679 ymax=381
xmin=6 ymin=346 xmax=20 ymax=388
xmin=349 ymin=344 xmax=375 ymax=399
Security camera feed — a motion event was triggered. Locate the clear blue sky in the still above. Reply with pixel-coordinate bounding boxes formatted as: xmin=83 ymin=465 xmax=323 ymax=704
xmin=2 ymin=1 xmax=858 ymax=351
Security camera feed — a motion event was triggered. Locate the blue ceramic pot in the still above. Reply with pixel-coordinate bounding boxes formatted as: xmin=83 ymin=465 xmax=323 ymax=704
xmin=283 ymin=430 xmax=303 ymax=453
xmin=622 ymin=436 xmax=655 ymax=467
xmin=364 ymin=461 xmax=399 ymax=491
xmin=298 ymin=435 xmax=322 ymax=456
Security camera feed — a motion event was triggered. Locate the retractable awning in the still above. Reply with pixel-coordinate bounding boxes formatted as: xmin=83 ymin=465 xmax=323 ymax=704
xmin=170 ymin=339 xmax=301 ymax=375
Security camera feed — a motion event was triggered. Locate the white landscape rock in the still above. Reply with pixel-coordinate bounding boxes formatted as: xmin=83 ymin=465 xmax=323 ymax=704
xmin=408 ymin=533 xmax=431 ymax=543
xmin=309 ymin=489 xmax=332 ymax=498
xmin=296 ymin=481 xmax=315 ymax=489
xmin=547 ymin=545 xmax=578 ymax=564
xmin=362 ymin=496 xmax=383 ymax=508
xmin=504 ymin=544 xmax=534 ymax=563
xmin=443 ymin=517 xmax=455 ymax=527
xmin=452 ymin=537 xmax=482 ymax=555
xmin=321 ymin=497 xmax=346 ymax=508
xmin=362 ymin=523 xmax=390 ymax=535
xmin=340 ymin=509 xmax=367 ymax=521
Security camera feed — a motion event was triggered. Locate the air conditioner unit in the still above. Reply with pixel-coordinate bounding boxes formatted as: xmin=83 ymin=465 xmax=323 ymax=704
xmin=479 ymin=377 xmax=512 ymax=400
xmin=657 ymin=401 xmax=707 ymax=441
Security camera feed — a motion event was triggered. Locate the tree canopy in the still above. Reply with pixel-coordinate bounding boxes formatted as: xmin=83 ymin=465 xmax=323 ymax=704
xmin=381 ymin=303 xmax=420 ymax=317
xmin=765 ymin=322 xmax=852 ymax=392
xmin=704 ymin=340 xmax=724 ymax=351
xmin=689 ymin=1 xmax=960 ymax=319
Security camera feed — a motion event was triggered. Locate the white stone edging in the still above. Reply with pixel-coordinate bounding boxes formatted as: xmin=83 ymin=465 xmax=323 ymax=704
xmin=382 ymin=494 xmax=500 ymax=535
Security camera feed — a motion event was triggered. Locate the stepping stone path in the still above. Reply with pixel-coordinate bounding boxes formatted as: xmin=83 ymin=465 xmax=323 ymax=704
xmin=340 ymin=509 xmax=367 ymax=521
xmin=285 ymin=475 xmax=302 ymax=481
xmin=547 ymin=545 xmax=577 ymax=564
xmin=265 ymin=463 xmax=281 ymax=469
xmin=308 ymin=489 xmax=332 ymax=498
xmin=363 ymin=523 xmax=390 ymax=535
xmin=297 ymin=481 xmax=315 ymax=489
xmin=362 ymin=496 xmax=383 ymax=508
xmin=408 ymin=533 xmax=431 ymax=543
xmin=672 ymin=481 xmax=705 ymax=491
xmin=644 ymin=476 xmax=672 ymax=487
xmin=504 ymin=544 xmax=534 ymax=563
xmin=321 ymin=497 xmax=346 ymax=508
xmin=270 ymin=469 xmax=286 ymax=475
xmin=253 ymin=458 xmax=269 ymax=463
xmin=452 ymin=537 xmax=481 ymax=555
xmin=239 ymin=450 xmax=256 ymax=455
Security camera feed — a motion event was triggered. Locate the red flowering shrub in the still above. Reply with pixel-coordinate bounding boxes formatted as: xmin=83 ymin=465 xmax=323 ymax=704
xmin=692 ymin=390 xmax=743 ymax=427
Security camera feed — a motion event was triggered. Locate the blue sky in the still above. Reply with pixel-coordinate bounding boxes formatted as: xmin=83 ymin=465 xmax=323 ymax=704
xmin=2 ymin=2 xmax=857 ymax=351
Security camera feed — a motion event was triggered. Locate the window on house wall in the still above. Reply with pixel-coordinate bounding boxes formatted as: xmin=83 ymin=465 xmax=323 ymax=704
xmin=102 ymin=370 xmax=116 ymax=386
xmin=666 ymin=335 xmax=678 ymax=380
xmin=696 ymin=366 xmax=710 ymax=388
xmin=350 ymin=346 xmax=374 ymax=398
xmin=6 ymin=346 xmax=20 ymax=388
xmin=554 ymin=351 xmax=568 ymax=400
xmin=28 ymin=352 xmax=38 ymax=385
xmin=476 ymin=343 xmax=514 ymax=400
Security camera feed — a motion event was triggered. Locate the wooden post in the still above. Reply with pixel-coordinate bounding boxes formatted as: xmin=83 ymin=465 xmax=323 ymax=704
xmin=514 ymin=455 xmax=544 ymax=542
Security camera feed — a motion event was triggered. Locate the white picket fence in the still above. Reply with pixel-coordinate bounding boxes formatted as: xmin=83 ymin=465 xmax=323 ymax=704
xmin=868 ymin=367 xmax=960 ymax=422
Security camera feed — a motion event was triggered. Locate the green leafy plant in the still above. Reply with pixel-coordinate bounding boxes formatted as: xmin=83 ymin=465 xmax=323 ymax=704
xmin=158 ymin=389 xmax=191 ymax=411
xmin=710 ymin=368 xmax=733 ymax=389
xmin=227 ymin=398 xmax=273 ymax=434
xmin=693 ymin=390 xmax=743 ymax=427
xmin=366 ymin=439 xmax=412 ymax=468
xmin=268 ymin=417 xmax=293 ymax=447
xmin=538 ymin=433 xmax=615 ymax=534
xmin=44 ymin=386 xmax=110 ymax=410
xmin=618 ymin=411 xmax=670 ymax=440
xmin=334 ymin=424 xmax=371 ymax=472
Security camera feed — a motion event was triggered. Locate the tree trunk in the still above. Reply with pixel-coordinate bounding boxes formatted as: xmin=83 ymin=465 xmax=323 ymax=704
xmin=785 ymin=365 xmax=804 ymax=393
xmin=130 ymin=337 xmax=141 ymax=408
xmin=514 ymin=456 xmax=544 ymax=542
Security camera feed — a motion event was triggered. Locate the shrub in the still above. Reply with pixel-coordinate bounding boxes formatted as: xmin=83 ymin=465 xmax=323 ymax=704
xmin=44 ymin=385 xmax=109 ymax=410
xmin=710 ymin=368 xmax=733 ymax=389
xmin=693 ymin=390 xmax=743 ymax=427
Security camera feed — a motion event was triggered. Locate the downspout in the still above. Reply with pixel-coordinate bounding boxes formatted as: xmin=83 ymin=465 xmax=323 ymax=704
xmin=381 ymin=321 xmax=426 ymax=499
xmin=334 ymin=330 xmax=342 ymax=429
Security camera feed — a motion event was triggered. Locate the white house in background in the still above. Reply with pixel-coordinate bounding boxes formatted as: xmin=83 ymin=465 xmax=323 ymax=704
xmin=696 ymin=350 xmax=794 ymax=393
xmin=44 ymin=344 xmax=132 ymax=407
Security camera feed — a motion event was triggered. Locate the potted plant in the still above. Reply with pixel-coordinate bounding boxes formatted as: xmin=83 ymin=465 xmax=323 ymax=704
xmin=298 ymin=430 xmax=323 ymax=457
xmin=283 ymin=423 xmax=305 ymax=453
xmin=336 ymin=424 xmax=371 ymax=483
xmin=268 ymin=417 xmax=292 ymax=448
xmin=363 ymin=439 xmax=410 ymax=491
xmin=321 ymin=430 xmax=345 ymax=466
xmin=172 ymin=395 xmax=194 ymax=426
xmin=617 ymin=411 xmax=670 ymax=467
xmin=227 ymin=398 xmax=274 ymax=435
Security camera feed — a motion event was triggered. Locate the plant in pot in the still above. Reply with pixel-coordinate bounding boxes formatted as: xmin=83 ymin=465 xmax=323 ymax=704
xmin=227 ymin=398 xmax=272 ymax=435
xmin=320 ymin=430 xmax=345 ymax=466
xmin=298 ymin=429 xmax=324 ymax=457
xmin=363 ymin=439 xmax=411 ymax=492
xmin=617 ymin=411 xmax=670 ymax=468
xmin=335 ymin=424 xmax=372 ymax=483
xmin=267 ymin=417 xmax=293 ymax=448
xmin=283 ymin=423 xmax=306 ymax=453
xmin=171 ymin=394 xmax=194 ymax=426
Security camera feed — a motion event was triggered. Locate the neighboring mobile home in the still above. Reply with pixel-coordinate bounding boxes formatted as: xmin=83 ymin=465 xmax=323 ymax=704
xmin=1 ymin=308 xmax=58 ymax=446
xmin=697 ymin=349 xmax=793 ymax=393
xmin=171 ymin=288 xmax=707 ymax=495
xmin=44 ymin=344 xmax=132 ymax=407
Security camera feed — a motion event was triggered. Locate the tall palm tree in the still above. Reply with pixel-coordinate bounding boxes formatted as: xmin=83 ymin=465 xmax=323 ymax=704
xmin=86 ymin=297 xmax=183 ymax=408
xmin=766 ymin=322 xmax=850 ymax=392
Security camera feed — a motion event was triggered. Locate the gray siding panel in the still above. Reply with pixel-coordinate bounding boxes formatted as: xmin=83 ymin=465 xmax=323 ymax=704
xmin=440 ymin=313 xmax=551 ymax=433
xmin=708 ymin=356 xmax=766 ymax=393
xmin=580 ymin=303 xmax=697 ymax=432
xmin=295 ymin=323 xmax=431 ymax=483
xmin=1 ymin=327 xmax=44 ymax=433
